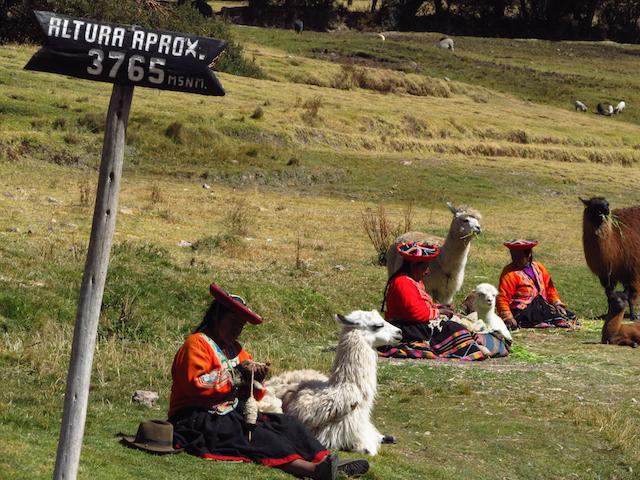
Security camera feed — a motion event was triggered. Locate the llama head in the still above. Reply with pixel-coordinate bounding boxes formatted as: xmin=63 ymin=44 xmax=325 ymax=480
xmin=447 ymin=202 xmax=482 ymax=240
xmin=580 ymin=196 xmax=610 ymax=228
xmin=335 ymin=310 xmax=402 ymax=348
xmin=473 ymin=283 xmax=498 ymax=313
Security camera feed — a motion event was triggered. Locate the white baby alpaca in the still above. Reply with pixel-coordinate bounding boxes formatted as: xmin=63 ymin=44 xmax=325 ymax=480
xmin=468 ymin=283 xmax=512 ymax=342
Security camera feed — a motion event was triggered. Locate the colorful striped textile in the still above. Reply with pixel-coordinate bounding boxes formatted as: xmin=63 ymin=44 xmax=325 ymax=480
xmin=378 ymin=329 xmax=488 ymax=361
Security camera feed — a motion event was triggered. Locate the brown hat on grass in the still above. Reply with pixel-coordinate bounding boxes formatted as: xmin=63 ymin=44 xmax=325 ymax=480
xmin=120 ymin=420 xmax=183 ymax=455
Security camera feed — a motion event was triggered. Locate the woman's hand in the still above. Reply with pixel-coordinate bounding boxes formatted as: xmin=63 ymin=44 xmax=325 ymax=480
xmin=237 ymin=360 xmax=270 ymax=383
xmin=437 ymin=304 xmax=455 ymax=318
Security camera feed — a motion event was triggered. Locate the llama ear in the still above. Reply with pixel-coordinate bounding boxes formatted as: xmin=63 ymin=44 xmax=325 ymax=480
xmin=336 ymin=312 xmax=362 ymax=327
xmin=446 ymin=202 xmax=459 ymax=215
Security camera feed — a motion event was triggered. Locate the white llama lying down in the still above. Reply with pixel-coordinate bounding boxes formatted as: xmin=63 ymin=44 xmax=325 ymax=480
xmin=257 ymin=310 xmax=402 ymax=456
xmin=457 ymin=283 xmax=512 ymax=342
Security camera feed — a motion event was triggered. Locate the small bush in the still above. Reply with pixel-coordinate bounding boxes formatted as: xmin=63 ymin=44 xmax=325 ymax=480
xmin=361 ymin=203 xmax=414 ymax=265
xmin=224 ymin=198 xmax=253 ymax=236
xmin=301 ymin=96 xmax=323 ymax=125
xmin=150 ymin=183 xmax=163 ymax=204
xmin=78 ymin=178 xmax=91 ymax=207
xmin=250 ymin=107 xmax=264 ymax=120
xmin=508 ymin=130 xmax=529 ymax=144
xmin=52 ymin=118 xmax=66 ymax=130
xmin=192 ymin=233 xmax=242 ymax=252
xmin=63 ymin=132 xmax=81 ymax=145
xmin=77 ymin=113 xmax=105 ymax=133
xmin=164 ymin=122 xmax=183 ymax=144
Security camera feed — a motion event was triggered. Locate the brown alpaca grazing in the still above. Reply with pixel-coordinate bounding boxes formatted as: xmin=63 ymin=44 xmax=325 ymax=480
xmin=581 ymin=196 xmax=640 ymax=319
xmin=602 ymin=292 xmax=640 ymax=347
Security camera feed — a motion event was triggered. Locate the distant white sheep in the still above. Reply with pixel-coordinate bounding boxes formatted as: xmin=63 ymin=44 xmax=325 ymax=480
xmin=575 ymin=100 xmax=587 ymax=112
xmin=437 ymin=37 xmax=454 ymax=51
xmin=614 ymin=101 xmax=626 ymax=114
xmin=597 ymin=103 xmax=613 ymax=116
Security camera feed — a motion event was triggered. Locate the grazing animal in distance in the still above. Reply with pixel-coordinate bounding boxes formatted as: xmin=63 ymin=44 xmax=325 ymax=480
xmin=293 ymin=19 xmax=304 ymax=34
xmin=386 ymin=203 xmax=482 ymax=304
xmin=581 ymin=196 xmax=640 ymax=319
xmin=614 ymin=101 xmax=626 ymax=114
xmin=602 ymin=292 xmax=640 ymax=347
xmin=437 ymin=37 xmax=454 ymax=51
xmin=597 ymin=103 xmax=613 ymax=116
xmin=464 ymin=283 xmax=512 ymax=342
xmin=258 ymin=310 xmax=402 ymax=456
xmin=575 ymin=100 xmax=588 ymax=112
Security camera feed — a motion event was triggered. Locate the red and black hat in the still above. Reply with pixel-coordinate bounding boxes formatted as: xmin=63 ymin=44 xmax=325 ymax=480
xmin=397 ymin=241 xmax=440 ymax=263
xmin=503 ymin=239 xmax=539 ymax=250
xmin=209 ymin=283 xmax=263 ymax=325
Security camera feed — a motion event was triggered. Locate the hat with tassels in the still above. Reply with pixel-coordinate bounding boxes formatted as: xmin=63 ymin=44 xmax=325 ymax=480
xmin=397 ymin=241 xmax=440 ymax=263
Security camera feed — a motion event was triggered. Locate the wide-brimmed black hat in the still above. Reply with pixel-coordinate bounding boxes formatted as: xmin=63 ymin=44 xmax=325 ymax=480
xmin=121 ymin=420 xmax=183 ymax=455
xmin=210 ymin=283 xmax=263 ymax=325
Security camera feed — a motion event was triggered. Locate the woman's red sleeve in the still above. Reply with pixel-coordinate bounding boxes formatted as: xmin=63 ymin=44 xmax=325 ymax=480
xmin=387 ymin=276 xmax=440 ymax=322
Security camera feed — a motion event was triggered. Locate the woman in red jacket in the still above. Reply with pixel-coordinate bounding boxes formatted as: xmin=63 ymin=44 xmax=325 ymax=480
xmin=382 ymin=242 xmax=485 ymax=359
xmin=168 ymin=283 xmax=368 ymax=479
xmin=497 ymin=240 xmax=575 ymax=329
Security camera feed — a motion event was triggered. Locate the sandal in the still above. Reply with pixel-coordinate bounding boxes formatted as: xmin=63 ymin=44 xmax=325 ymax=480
xmin=337 ymin=458 xmax=370 ymax=477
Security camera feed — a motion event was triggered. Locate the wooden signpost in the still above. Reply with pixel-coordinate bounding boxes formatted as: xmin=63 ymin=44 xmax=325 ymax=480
xmin=24 ymin=11 xmax=227 ymax=480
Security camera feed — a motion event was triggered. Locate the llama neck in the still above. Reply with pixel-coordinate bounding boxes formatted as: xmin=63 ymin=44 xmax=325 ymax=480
xmin=604 ymin=310 xmax=624 ymax=336
xmin=329 ymin=329 xmax=377 ymax=400
xmin=475 ymin=304 xmax=491 ymax=320
xmin=439 ymin=232 xmax=471 ymax=268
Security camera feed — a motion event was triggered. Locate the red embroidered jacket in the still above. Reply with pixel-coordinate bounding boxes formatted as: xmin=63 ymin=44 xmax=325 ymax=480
xmin=385 ymin=274 xmax=440 ymax=323
xmin=496 ymin=261 xmax=562 ymax=321
xmin=169 ymin=333 xmax=266 ymax=418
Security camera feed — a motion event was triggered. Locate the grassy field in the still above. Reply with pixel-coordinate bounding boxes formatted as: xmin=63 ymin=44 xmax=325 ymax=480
xmin=1 ymin=27 xmax=640 ymax=480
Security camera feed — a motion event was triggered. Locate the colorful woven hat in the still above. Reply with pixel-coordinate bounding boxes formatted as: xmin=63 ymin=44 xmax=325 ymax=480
xmin=210 ymin=283 xmax=263 ymax=325
xmin=503 ymin=239 xmax=539 ymax=250
xmin=397 ymin=241 xmax=440 ymax=263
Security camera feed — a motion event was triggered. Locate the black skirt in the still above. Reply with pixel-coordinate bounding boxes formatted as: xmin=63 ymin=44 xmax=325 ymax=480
xmin=514 ymin=295 xmax=575 ymax=328
xmin=169 ymin=407 xmax=330 ymax=467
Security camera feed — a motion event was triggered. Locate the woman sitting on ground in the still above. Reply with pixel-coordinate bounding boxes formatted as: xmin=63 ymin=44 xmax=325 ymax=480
xmin=497 ymin=239 xmax=575 ymax=329
xmin=380 ymin=242 xmax=486 ymax=360
xmin=168 ymin=283 xmax=368 ymax=479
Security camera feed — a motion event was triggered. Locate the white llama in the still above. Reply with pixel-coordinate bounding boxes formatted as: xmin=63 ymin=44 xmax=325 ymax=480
xmin=465 ymin=283 xmax=512 ymax=342
xmin=258 ymin=310 xmax=401 ymax=456
xmin=386 ymin=202 xmax=482 ymax=304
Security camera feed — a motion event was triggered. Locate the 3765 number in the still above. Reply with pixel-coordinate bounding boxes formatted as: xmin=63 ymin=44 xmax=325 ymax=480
xmin=87 ymin=49 xmax=166 ymax=84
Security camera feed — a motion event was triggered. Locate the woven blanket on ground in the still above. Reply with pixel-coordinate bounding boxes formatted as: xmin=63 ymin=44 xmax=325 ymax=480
xmin=378 ymin=329 xmax=488 ymax=361
xmin=475 ymin=332 xmax=510 ymax=358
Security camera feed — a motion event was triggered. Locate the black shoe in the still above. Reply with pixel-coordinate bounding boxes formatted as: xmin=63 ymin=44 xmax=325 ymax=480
xmin=317 ymin=453 xmax=338 ymax=480
xmin=337 ymin=458 xmax=369 ymax=477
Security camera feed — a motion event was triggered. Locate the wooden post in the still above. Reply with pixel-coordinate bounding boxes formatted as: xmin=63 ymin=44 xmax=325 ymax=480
xmin=53 ymin=83 xmax=134 ymax=480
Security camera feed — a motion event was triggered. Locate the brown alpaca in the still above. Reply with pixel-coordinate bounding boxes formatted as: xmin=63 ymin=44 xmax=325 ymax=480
xmin=602 ymin=292 xmax=640 ymax=347
xmin=581 ymin=197 xmax=640 ymax=319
